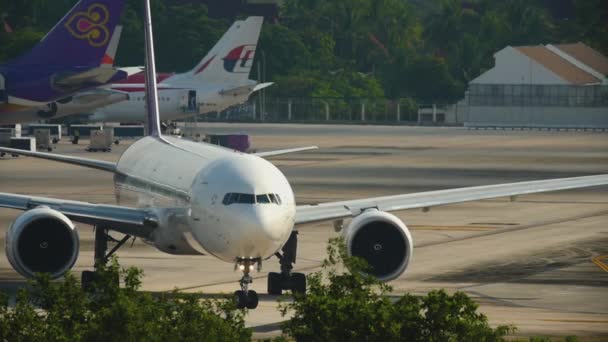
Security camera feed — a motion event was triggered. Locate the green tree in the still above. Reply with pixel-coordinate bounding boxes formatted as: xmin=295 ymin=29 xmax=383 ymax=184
xmin=0 ymin=258 xmax=251 ymax=341
xmin=279 ymin=238 xmax=512 ymax=341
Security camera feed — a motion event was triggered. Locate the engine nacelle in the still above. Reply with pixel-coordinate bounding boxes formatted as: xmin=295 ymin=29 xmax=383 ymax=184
xmin=343 ymin=209 xmax=413 ymax=282
xmin=6 ymin=208 xmax=79 ymax=279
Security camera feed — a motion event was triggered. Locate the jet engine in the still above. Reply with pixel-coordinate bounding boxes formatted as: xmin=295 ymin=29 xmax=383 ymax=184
xmin=343 ymin=209 xmax=413 ymax=281
xmin=5 ymin=207 xmax=79 ymax=279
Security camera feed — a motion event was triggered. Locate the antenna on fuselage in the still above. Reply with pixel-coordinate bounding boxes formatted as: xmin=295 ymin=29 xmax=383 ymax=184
xmin=143 ymin=0 xmax=162 ymax=138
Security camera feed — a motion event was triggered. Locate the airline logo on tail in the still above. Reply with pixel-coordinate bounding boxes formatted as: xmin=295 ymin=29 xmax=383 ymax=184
xmin=64 ymin=3 xmax=110 ymax=47
xmin=223 ymin=45 xmax=256 ymax=73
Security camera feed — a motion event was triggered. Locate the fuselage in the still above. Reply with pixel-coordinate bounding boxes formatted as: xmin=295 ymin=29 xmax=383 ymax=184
xmin=89 ymin=81 xmax=256 ymax=123
xmin=113 ymin=135 xmax=295 ymax=263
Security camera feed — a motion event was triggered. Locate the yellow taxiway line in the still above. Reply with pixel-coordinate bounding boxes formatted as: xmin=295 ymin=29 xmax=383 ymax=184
xmin=591 ymin=255 xmax=608 ymax=273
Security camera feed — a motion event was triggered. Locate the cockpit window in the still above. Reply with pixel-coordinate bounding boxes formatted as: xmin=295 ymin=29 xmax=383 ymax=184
xmin=239 ymin=194 xmax=255 ymax=204
xmin=223 ymin=193 xmax=282 ymax=205
xmin=256 ymin=194 xmax=270 ymax=203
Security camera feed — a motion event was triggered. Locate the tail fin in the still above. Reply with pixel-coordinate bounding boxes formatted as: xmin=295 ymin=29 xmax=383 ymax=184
xmin=101 ymin=25 xmax=122 ymax=67
xmin=143 ymin=0 xmax=161 ymax=137
xmin=182 ymin=16 xmax=264 ymax=85
xmin=12 ymin=0 xmax=126 ymax=67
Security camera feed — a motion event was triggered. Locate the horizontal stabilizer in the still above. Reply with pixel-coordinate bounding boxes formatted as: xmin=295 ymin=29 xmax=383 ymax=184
xmin=0 ymin=147 xmax=116 ymax=173
xmin=218 ymin=82 xmax=273 ymax=97
xmin=255 ymin=146 xmax=318 ymax=158
xmin=253 ymin=82 xmax=274 ymax=92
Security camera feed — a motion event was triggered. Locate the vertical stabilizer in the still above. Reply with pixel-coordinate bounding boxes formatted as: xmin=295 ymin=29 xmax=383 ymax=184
xmin=143 ymin=0 xmax=161 ymax=137
xmin=180 ymin=17 xmax=264 ymax=85
xmin=12 ymin=0 xmax=126 ymax=67
xmin=101 ymin=25 xmax=122 ymax=67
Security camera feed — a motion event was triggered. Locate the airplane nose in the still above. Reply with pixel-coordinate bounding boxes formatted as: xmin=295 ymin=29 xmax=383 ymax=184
xmin=249 ymin=206 xmax=287 ymax=242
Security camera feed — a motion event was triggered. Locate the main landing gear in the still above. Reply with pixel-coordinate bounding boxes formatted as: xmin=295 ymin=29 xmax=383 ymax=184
xmin=234 ymin=258 xmax=260 ymax=309
xmin=268 ymin=231 xmax=306 ymax=296
xmin=81 ymin=227 xmax=132 ymax=291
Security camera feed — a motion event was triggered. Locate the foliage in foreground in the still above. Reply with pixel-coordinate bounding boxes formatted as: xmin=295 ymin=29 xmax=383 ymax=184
xmin=0 ymin=258 xmax=250 ymax=342
xmin=279 ymin=238 xmax=513 ymax=342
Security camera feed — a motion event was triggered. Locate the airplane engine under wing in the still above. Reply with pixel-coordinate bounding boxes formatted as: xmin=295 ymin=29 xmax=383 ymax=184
xmin=343 ymin=209 xmax=413 ymax=282
xmin=6 ymin=207 xmax=79 ymax=279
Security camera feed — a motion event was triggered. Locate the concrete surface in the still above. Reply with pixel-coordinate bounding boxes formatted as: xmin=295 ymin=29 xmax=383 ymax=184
xmin=1 ymin=124 xmax=607 ymax=340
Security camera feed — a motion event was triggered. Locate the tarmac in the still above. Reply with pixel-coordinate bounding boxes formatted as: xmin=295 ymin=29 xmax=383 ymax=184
xmin=1 ymin=123 xmax=607 ymax=340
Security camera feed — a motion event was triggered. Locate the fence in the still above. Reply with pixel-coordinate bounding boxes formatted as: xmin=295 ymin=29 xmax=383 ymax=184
xmin=210 ymin=97 xmax=421 ymax=124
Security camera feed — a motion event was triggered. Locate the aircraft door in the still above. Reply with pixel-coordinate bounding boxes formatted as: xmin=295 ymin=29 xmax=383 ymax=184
xmin=187 ymin=90 xmax=196 ymax=112
xmin=0 ymin=73 xmax=6 ymax=103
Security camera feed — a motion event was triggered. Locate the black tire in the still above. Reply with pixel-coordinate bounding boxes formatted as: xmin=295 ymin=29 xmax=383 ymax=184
xmin=267 ymin=272 xmax=282 ymax=295
xmin=234 ymin=290 xmax=247 ymax=309
xmin=246 ymin=290 xmax=259 ymax=309
xmin=81 ymin=270 xmax=96 ymax=292
xmin=291 ymin=273 xmax=306 ymax=295
xmin=47 ymin=147 xmax=52 ymax=152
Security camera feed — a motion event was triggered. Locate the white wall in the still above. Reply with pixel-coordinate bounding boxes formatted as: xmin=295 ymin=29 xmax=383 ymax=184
xmin=471 ymin=47 xmax=569 ymax=85
xmin=464 ymin=106 xmax=608 ymax=126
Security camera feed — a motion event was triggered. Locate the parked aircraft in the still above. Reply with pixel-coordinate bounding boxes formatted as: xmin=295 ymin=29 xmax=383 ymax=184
xmin=1 ymin=0 xmax=607 ymax=310
xmin=0 ymin=0 xmax=129 ymax=124
xmin=84 ymin=16 xmax=271 ymax=123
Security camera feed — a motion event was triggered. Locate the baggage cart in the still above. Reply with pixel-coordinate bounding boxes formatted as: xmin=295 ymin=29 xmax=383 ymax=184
xmin=87 ymin=129 xmax=114 ymax=152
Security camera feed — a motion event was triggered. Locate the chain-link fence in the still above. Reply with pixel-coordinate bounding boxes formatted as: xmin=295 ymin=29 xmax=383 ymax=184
xmin=468 ymin=84 xmax=608 ymax=107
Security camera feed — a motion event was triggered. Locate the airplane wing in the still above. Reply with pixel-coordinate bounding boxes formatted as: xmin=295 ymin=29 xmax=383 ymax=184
xmin=0 ymin=147 xmax=116 ymax=173
xmin=0 ymin=192 xmax=158 ymax=238
xmin=295 ymin=174 xmax=608 ymax=225
xmin=54 ymin=67 xmax=126 ymax=88
xmin=255 ymin=146 xmax=318 ymax=158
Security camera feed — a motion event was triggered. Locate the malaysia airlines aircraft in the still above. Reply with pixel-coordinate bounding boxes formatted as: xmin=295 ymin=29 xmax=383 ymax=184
xmin=0 ymin=0 xmax=129 ymax=124
xmin=1 ymin=0 xmax=608 ymax=310
xmin=81 ymin=16 xmax=271 ymax=123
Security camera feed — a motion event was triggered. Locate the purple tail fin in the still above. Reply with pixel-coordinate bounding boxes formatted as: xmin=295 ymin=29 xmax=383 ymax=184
xmin=13 ymin=0 xmax=126 ymax=67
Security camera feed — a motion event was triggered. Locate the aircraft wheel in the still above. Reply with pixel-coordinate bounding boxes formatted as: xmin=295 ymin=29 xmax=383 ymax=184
xmin=246 ymin=290 xmax=259 ymax=309
xmin=234 ymin=290 xmax=248 ymax=309
xmin=267 ymin=272 xmax=282 ymax=295
xmin=291 ymin=273 xmax=306 ymax=295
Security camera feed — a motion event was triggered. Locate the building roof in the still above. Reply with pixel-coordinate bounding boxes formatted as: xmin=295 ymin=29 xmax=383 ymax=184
xmin=553 ymin=42 xmax=608 ymax=76
xmin=515 ymin=45 xmax=601 ymax=85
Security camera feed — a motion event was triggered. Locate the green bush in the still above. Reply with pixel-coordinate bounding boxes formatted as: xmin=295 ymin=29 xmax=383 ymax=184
xmin=279 ymin=238 xmax=513 ymax=342
xmin=0 ymin=258 xmax=250 ymax=342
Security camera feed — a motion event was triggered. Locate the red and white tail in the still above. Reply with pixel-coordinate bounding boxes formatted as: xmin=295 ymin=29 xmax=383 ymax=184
xmin=177 ymin=17 xmax=263 ymax=85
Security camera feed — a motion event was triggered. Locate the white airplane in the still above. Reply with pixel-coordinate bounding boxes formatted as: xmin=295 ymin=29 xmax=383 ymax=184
xmin=85 ymin=16 xmax=271 ymax=123
xmin=1 ymin=0 xmax=607 ymax=310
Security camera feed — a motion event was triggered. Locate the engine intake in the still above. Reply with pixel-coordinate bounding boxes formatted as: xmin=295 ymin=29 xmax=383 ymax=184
xmin=6 ymin=208 xmax=79 ymax=279
xmin=343 ymin=209 xmax=413 ymax=282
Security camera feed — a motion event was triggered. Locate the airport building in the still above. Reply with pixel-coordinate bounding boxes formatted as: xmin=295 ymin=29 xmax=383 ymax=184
xmin=454 ymin=42 xmax=608 ymax=128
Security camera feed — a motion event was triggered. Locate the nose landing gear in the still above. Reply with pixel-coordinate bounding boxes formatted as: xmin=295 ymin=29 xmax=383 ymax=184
xmin=234 ymin=258 xmax=259 ymax=309
xmin=268 ymin=231 xmax=306 ymax=296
